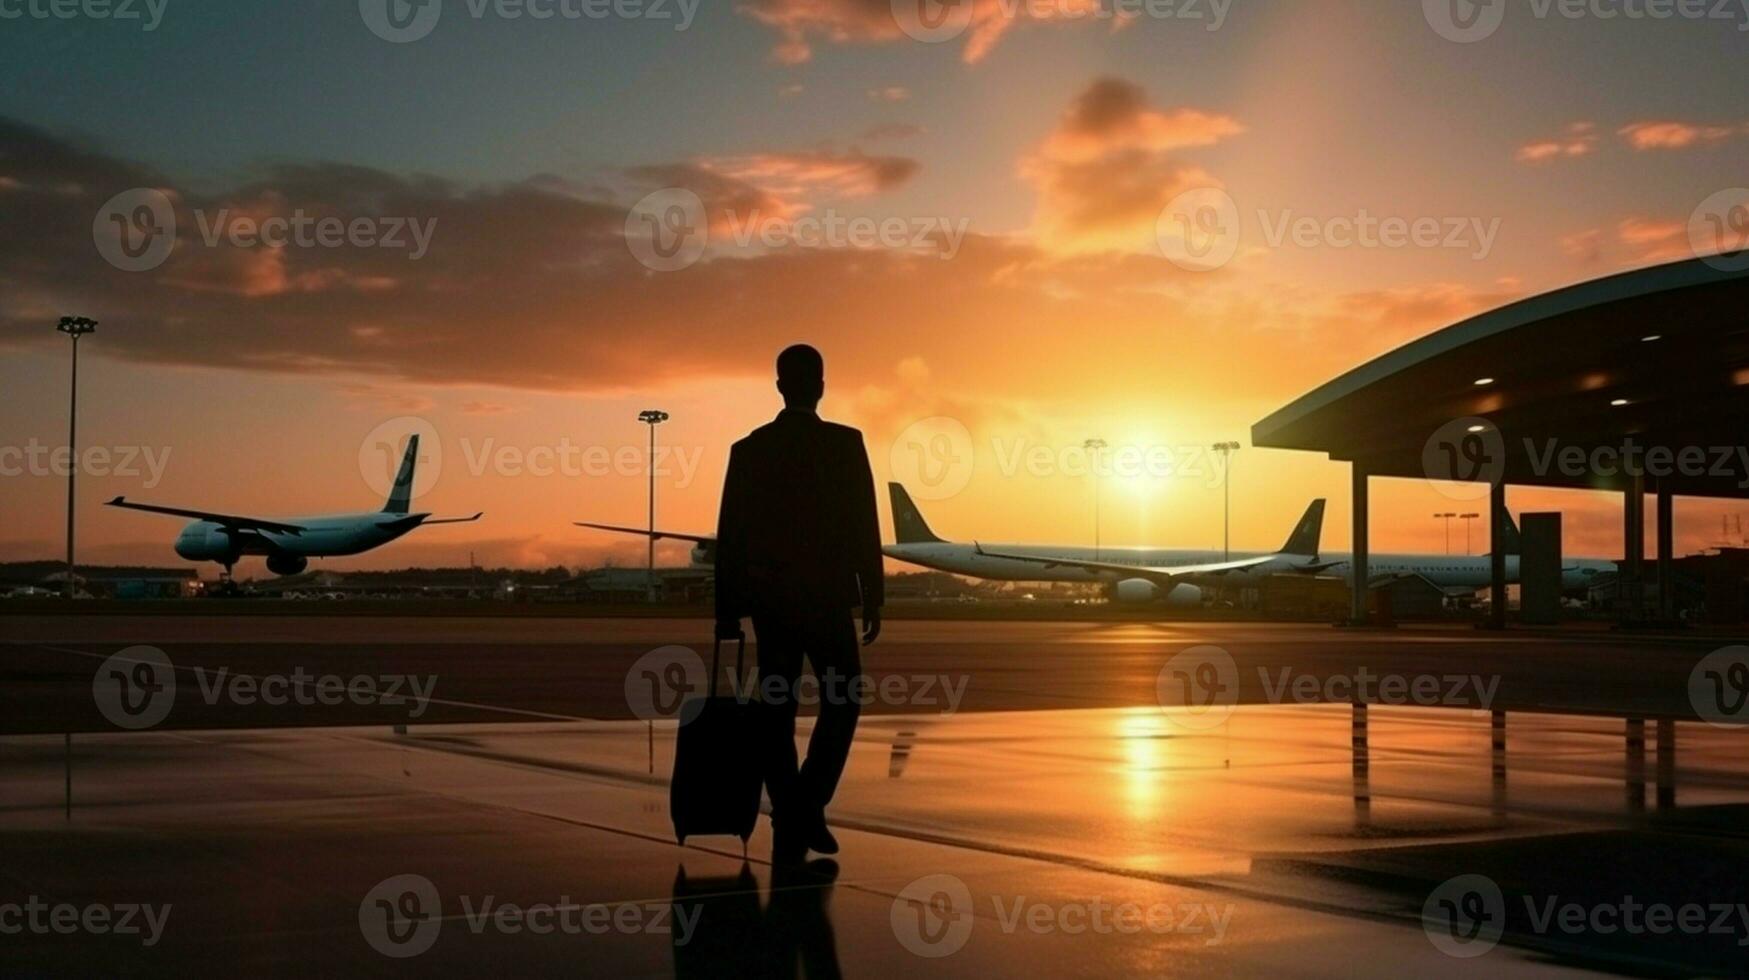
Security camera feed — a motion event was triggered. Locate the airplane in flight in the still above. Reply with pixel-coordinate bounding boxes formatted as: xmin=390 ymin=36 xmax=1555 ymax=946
xmin=577 ymin=483 xmax=1616 ymax=606
xmin=108 ymin=435 xmax=482 ymax=579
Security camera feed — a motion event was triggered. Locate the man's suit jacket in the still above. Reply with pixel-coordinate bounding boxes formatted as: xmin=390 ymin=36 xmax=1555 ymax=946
xmin=714 ymin=409 xmax=884 ymax=619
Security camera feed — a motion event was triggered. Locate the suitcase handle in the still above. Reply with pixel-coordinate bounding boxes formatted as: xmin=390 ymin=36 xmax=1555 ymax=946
xmin=709 ymin=635 xmax=745 ymax=699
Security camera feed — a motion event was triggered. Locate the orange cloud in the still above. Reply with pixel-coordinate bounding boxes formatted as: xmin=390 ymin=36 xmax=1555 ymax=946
xmin=737 ymin=0 xmax=1115 ymax=66
xmin=1515 ymin=122 xmax=1597 ymax=163
xmin=1022 ymin=78 xmax=1242 ymax=253
xmin=1618 ymin=120 xmax=1741 ymax=150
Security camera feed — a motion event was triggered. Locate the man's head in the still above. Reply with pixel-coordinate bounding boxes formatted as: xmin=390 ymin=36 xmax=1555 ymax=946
xmin=776 ymin=344 xmax=824 ymax=409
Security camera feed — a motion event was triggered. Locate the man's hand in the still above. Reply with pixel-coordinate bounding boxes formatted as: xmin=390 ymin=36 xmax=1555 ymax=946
xmin=716 ymin=618 xmax=744 ymax=641
xmin=861 ymin=609 xmax=881 ymax=647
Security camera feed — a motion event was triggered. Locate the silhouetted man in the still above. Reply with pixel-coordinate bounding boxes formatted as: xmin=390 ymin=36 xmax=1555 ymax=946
xmin=715 ymin=344 xmax=883 ymax=861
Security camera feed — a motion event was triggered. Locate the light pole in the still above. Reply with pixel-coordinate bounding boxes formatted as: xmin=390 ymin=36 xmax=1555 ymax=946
xmin=1434 ymin=512 xmax=1457 ymax=555
xmin=57 ymin=317 xmax=97 ymax=600
xmin=638 ymin=410 xmax=669 ymax=602
xmin=1460 ymin=512 xmax=1480 ymax=556
xmin=1083 ymin=438 xmax=1107 ymax=561
xmin=1213 ymin=441 xmax=1241 ymax=561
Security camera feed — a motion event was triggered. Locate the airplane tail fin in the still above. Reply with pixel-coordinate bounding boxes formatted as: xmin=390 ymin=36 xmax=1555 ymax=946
xmin=383 ymin=434 xmax=419 ymax=514
xmin=1278 ymin=499 xmax=1325 ymax=555
xmin=1495 ymin=509 xmax=1522 ymax=555
xmin=889 ymin=483 xmax=946 ymax=544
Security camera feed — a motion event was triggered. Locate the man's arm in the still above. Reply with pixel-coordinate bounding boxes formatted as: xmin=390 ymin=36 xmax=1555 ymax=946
xmin=714 ymin=444 xmax=749 ymax=637
xmin=847 ymin=430 xmax=883 ymax=643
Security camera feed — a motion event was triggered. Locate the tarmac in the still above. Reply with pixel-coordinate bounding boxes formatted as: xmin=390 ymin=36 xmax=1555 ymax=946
xmin=2 ymin=616 xmax=1748 ymax=976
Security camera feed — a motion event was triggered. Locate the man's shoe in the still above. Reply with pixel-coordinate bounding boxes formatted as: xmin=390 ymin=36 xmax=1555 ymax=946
xmin=808 ymin=819 xmax=840 ymax=856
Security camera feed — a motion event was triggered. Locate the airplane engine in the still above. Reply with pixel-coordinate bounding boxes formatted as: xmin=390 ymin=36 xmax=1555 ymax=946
xmin=1164 ymin=583 xmax=1203 ymax=608
xmin=266 ymin=554 xmax=309 ymax=576
xmin=175 ymin=525 xmax=239 ymax=563
xmin=1112 ymin=579 xmax=1202 ymax=607
xmin=1112 ymin=578 xmax=1159 ymax=603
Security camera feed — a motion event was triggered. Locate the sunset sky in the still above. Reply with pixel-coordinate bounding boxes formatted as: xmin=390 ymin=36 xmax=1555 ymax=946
xmin=2 ymin=0 xmax=1746 ymax=573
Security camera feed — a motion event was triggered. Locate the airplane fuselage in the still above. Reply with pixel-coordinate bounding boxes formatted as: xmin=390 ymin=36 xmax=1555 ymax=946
xmin=881 ymin=542 xmax=1616 ymax=593
xmin=174 ymin=513 xmax=421 ymax=562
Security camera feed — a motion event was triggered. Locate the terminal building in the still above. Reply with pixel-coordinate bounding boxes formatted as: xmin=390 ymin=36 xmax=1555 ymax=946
xmin=1252 ymin=251 xmax=1749 ymax=627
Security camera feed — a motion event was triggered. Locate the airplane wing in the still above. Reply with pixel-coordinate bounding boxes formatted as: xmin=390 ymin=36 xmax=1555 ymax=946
xmin=376 ymin=513 xmax=484 ymax=531
xmin=574 ymin=521 xmax=714 ymax=544
xmin=106 ymin=496 xmax=307 ymax=536
xmin=971 ymin=543 xmax=1275 ymax=586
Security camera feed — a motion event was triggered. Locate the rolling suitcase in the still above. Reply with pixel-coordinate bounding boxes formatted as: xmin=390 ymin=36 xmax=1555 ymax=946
xmin=670 ymin=634 xmax=763 ymax=846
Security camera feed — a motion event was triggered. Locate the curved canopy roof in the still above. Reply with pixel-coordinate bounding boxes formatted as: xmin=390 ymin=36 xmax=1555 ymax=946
xmin=1252 ymin=252 xmax=1749 ymax=498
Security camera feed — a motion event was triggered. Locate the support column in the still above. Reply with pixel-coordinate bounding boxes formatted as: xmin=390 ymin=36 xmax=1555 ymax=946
xmin=1489 ymin=481 xmax=1508 ymax=629
xmin=1623 ymin=475 xmax=1645 ymax=623
xmin=1625 ymin=718 xmax=1646 ymax=813
xmin=1350 ymin=463 xmax=1369 ymax=624
xmin=1655 ymin=718 xmax=1676 ymax=810
xmin=1656 ymin=485 xmax=1675 ymax=621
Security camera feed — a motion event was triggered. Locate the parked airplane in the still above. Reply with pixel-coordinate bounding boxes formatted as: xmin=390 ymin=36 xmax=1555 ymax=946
xmin=885 ymin=484 xmax=1616 ymax=602
xmin=576 ymin=483 xmax=1615 ymax=606
xmin=108 ymin=435 xmax=481 ymax=578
